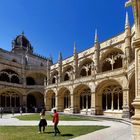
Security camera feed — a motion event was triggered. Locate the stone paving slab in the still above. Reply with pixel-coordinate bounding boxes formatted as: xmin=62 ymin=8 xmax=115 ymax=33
xmin=70 ymin=123 xmax=132 ymax=140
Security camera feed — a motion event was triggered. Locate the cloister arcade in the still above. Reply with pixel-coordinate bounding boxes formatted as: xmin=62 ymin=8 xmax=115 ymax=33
xmin=0 ymin=89 xmax=21 ymax=112
xmin=0 ymin=69 xmax=20 ymax=84
xmin=101 ymin=48 xmax=123 ymax=72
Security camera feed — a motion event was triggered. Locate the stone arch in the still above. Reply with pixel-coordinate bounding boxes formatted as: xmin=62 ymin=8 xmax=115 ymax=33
xmin=73 ymin=84 xmax=91 ymax=114
xmin=26 ymin=72 xmax=47 ymax=86
xmin=63 ymin=65 xmax=73 ymax=81
xmin=0 ymin=88 xmax=23 ymax=112
xmin=51 ymin=70 xmax=58 ymax=84
xmin=45 ymin=90 xmax=56 ymax=111
xmin=0 ymin=69 xmax=20 ymax=84
xmin=101 ymin=48 xmax=124 ymax=72
xmin=11 ymin=74 xmax=20 ymax=84
xmin=57 ymin=87 xmax=71 ymax=112
xmin=27 ymin=91 xmax=44 ymax=112
xmin=26 ymin=77 xmax=36 ymax=85
xmin=0 ymin=67 xmax=21 ymax=76
xmin=0 ymin=72 xmax=10 ymax=82
xmin=79 ymin=58 xmax=93 ymax=77
xmin=95 ymin=79 xmax=123 ymax=117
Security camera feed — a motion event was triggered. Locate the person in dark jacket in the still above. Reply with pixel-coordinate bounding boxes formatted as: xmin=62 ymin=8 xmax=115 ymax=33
xmin=52 ymin=109 xmax=61 ymax=136
xmin=38 ymin=109 xmax=47 ymax=133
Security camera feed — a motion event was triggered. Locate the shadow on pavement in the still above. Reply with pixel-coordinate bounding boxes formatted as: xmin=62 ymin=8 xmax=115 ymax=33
xmin=61 ymin=134 xmax=74 ymax=136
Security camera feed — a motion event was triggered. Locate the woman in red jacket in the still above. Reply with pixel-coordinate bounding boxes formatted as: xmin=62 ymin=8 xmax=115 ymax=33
xmin=52 ymin=109 xmax=61 ymax=136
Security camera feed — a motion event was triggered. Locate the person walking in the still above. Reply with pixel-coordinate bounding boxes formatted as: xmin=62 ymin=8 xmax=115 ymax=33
xmin=19 ymin=106 xmax=22 ymax=115
xmin=38 ymin=109 xmax=47 ymax=133
xmin=52 ymin=109 xmax=61 ymax=136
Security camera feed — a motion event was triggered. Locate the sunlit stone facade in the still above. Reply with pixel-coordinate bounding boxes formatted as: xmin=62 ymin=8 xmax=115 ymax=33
xmin=0 ymin=1 xmax=139 ymax=123
xmin=0 ymin=33 xmax=51 ymax=113
xmin=45 ymin=11 xmax=136 ymax=118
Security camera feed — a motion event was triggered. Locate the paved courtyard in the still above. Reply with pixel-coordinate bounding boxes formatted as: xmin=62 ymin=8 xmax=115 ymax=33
xmin=0 ymin=113 xmax=132 ymax=140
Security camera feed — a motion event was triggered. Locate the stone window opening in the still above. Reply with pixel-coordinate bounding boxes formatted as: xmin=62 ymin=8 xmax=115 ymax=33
xmin=80 ymin=64 xmax=92 ymax=77
xmin=51 ymin=96 xmax=55 ymax=108
xmin=26 ymin=77 xmax=35 ymax=85
xmin=63 ymin=66 xmax=73 ymax=81
xmin=0 ymin=92 xmax=20 ymax=108
xmin=80 ymin=89 xmax=91 ymax=110
xmin=0 ymin=72 xmax=10 ymax=82
xmin=64 ymin=94 xmax=70 ymax=109
xmin=64 ymin=73 xmax=70 ymax=81
xmin=0 ymin=70 xmax=20 ymax=84
xmin=102 ymin=86 xmax=123 ymax=111
xmin=102 ymin=52 xmax=123 ymax=72
xmin=52 ymin=76 xmax=57 ymax=84
xmin=11 ymin=74 xmax=20 ymax=84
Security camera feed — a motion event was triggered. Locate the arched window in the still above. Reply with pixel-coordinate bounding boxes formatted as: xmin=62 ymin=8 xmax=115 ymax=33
xmin=102 ymin=61 xmax=112 ymax=72
xmin=80 ymin=68 xmax=87 ymax=77
xmin=51 ymin=96 xmax=55 ymax=108
xmin=102 ymin=51 xmax=123 ymax=72
xmin=80 ymin=89 xmax=91 ymax=109
xmin=0 ymin=69 xmax=20 ymax=84
xmin=79 ymin=59 xmax=93 ymax=77
xmin=64 ymin=93 xmax=70 ymax=109
xmin=26 ymin=77 xmax=35 ymax=85
xmin=0 ymin=92 xmax=20 ymax=108
xmin=113 ymin=57 xmax=122 ymax=69
xmin=52 ymin=77 xmax=56 ymax=84
xmin=64 ymin=73 xmax=70 ymax=81
xmin=102 ymin=86 xmax=123 ymax=111
xmin=11 ymin=75 xmax=20 ymax=84
xmin=0 ymin=73 xmax=10 ymax=82
xmin=51 ymin=71 xmax=58 ymax=84
xmin=63 ymin=65 xmax=73 ymax=81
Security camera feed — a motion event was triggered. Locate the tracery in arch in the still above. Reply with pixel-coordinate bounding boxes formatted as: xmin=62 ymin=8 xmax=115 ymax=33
xmin=102 ymin=85 xmax=123 ymax=111
xmin=0 ymin=69 xmax=20 ymax=84
xmin=102 ymin=50 xmax=124 ymax=72
xmin=79 ymin=59 xmax=93 ymax=77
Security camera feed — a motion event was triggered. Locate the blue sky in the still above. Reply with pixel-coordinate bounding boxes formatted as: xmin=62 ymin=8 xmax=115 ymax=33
xmin=0 ymin=0 xmax=133 ymax=63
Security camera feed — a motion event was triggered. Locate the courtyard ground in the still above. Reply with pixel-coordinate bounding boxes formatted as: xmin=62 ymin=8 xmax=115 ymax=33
xmin=0 ymin=113 xmax=132 ymax=140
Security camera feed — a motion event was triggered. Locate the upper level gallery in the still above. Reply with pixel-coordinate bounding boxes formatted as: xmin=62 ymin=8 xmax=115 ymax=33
xmin=46 ymin=13 xmax=135 ymax=87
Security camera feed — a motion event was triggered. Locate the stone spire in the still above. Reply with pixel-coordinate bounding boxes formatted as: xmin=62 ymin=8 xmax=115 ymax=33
xmin=73 ymin=42 xmax=77 ymax=54
xmin=73 ymin=42 xmax=78 ymax=79
xmin=94 ymin=29 xmax=99 ymax=72
xmin=21 ymin=31 xmax=24 ymax=35
xmin=94 ymin=29 xmax=98 ymax=44
xmin=58 ymin=51 xmax=62 ymax=83
xmin=125 ymin=12 xmax=130 ymax=29
xmin=124 ymin=12 xmax=131 ymax=64
xmin=58 ymin=51 xmax=62 ymax=61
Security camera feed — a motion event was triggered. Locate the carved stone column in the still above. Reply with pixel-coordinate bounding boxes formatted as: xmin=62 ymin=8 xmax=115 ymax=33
xmin=22 ymin=94 xmax=27 ymax=113
xmin=22 ymin=95 xmax=27 ymax=106
xmin=132 ymin=38 xmax=140 ymax=139
xmin=91 ymin=92 xmax=96 ymax=115
xmin=122 ymin=88 xmax=130 ymax=118
xmin=126 ymin=0 xmax=140 ymax=139
xmin=55 ymin=94 xmax=58 ymax=111
xmin=70 ymin=94 xmax=74 ymax=113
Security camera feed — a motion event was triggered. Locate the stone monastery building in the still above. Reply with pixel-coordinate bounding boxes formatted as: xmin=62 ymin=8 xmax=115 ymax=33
xmin=0 ymin=3 xmax=137 ymax=119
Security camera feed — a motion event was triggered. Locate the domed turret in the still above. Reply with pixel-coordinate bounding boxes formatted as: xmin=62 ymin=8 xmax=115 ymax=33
xmin=12 ymin=32 xmax=33 ymax=54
